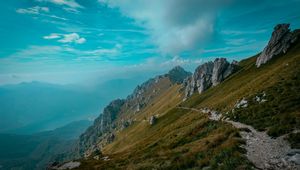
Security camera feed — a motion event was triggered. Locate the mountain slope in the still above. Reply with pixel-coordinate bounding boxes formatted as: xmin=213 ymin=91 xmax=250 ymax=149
xmin=182 ymin=29 xmax=300 ymax=139
xmin=76 ymin=66 xmax=191 ymax=157
xmin=58 ymin=25 xmax=300 ymax=170
xmin=0 ymin=120 xmax=91 ymax=170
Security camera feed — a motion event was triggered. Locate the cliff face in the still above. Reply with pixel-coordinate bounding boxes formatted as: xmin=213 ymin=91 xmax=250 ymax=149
xmin=256 ymin=24 xmax=298 ymax=67
xmin=77 ymin=66 xmax=191 ymax=157
xmin=183 ymin=58 xmax=238 ymax=100
xmin=78 ymin=99 xmax=125 ymax=156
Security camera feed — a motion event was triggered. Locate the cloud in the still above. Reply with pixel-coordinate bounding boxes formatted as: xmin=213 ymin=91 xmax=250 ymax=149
xmin=221 ymin=29 xmax=268 ymax=36
xmin=99 ymin=0 xmax=231 ymax=54
xmin=58 ymin=33 xmax=86 ymax=43
xmin=43 ymin=33 xmax=86 ymax=44
xmin=37 ymin=0 xmax=83 ymax=9
xmin=16 ymin=6 xmax=49 ymax=14
xmin=4 ymin=45 xmax=121 ymax=63
xmin=16 ymin=6 xmax=68 ymax=20
xmin=43 ymin=33 xmax=61 ymax=39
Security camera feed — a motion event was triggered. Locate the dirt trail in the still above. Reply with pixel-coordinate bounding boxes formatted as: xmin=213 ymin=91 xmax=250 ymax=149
xmin=177 ymin=107 xmax=300 ymax=170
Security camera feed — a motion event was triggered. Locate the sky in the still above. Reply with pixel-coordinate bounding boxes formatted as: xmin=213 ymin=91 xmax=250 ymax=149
xmin=0 ymin=0 xmax=300 ymax=85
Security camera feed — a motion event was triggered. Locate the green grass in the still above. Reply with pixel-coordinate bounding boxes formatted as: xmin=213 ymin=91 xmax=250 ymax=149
xmin=75 ymin=108 xmax=251 ymax=169
xmin=182 ymin=40 xmax=300 ymax=140
xmin=72 ymin=35 xmax=300 ymax=169
xmin=287 ymin=132 xmax=300 ymax=149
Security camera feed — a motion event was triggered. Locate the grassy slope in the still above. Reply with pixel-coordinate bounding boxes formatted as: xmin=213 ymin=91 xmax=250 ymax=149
xmin=74 ymin=38 xmax=300 ymax=169
xmin=182 ymin=39 xmax=300 ymax=144
xmin=75 ymin=79 xmax=251 ymax=169
xmin=78 ymin=108 xmax=250 ymax=170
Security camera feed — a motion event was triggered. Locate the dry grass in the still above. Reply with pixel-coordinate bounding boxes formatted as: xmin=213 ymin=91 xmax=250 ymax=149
xmin=73 ymin=39 xmax=300 ymax=169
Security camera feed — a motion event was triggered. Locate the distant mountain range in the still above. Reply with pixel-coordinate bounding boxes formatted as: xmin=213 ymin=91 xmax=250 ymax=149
xmin=0 ymin=77 xmax=147 ymax=134
xmin=0 ymin=120 xmax=92 ymax=170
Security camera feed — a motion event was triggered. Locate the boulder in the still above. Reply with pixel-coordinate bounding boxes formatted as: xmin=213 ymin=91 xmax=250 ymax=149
xmin=256 ymin=24 xmax=298 ymax=67
xmin=149 ymin=116 xmax=157 ymax=125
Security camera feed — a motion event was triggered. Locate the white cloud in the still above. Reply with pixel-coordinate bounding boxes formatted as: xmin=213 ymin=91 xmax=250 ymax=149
xmin=58 ymin=33 xmax=86 ymax=44
xmin=99 ymin=0 xmax=230 ymax=54
xmin=43 ymin=33 xmax=86 ymax=44
xmin=43 ymin=33 xmax=60 ymax=39
xmin=16 ymin=6 xmax=68 ymax=21
xmin=221 ymin=29 xmax=268 ymax=35
xmin=37 ymin=0 xmax=83 ymax=9
xmin=16 ymin=6 xmax=49 ymax=14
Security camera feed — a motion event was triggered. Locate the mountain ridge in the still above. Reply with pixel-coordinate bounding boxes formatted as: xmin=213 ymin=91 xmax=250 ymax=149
xmin=53 ymin=24 xmax=300 ymax=170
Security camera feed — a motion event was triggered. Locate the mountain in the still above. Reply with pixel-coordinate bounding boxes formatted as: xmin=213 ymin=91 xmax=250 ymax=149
xmin=53 ymin=24 xmax=300 ymax=170
xmin=0 ymin=120 xmax=92 ymax=170
xmin=0 ymin=77 xmax=146 ymax=134
xmin=36 ymin=120 xmax=92 ymax=140
xmin=76 ymin=66 xmax=191 ymax=157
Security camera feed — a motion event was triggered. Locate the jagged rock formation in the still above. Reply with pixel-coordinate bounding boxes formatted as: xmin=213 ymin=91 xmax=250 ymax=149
xmin=76 ymin=66 xmax=190 ymax=157
xmin=212 ymin=58 xmax=236 ymax=86
xmin=256 ymin=24 xmax=298 ymax=67
xmin=78 ymin=99 xmax=125 ymax=156
xmin=184 ymin=58 xmax=238 ymax=99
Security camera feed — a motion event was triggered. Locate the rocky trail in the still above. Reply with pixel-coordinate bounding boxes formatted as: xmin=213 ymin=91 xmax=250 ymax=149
xmin=177 ymin=107 xmax=300 ymax=170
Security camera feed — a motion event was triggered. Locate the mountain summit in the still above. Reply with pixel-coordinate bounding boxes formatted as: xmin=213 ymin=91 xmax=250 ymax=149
xmin=256 ymin=24 xmax=299 ymax=67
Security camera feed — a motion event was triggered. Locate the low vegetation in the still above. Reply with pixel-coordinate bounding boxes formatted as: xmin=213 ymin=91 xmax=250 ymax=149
xmin=182 ymin=40 xmax=300 ymax=141
xmin=76 ymin=108 xmax=251 ymax=169
xmin=74 ymin=36 xmax=300 ymax=169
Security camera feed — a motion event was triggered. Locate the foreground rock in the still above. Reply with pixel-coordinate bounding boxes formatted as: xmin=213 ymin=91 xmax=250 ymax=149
xmin=256 ymin=24 xmax=298 ymax=67
xmin=149 ymin=116 xmax=157 ymax=125
xmin=184 ymin=58 xmax=238 ymax=99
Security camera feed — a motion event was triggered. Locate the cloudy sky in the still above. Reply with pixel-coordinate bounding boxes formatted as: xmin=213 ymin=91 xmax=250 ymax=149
xmin=0 ymin=0 xmax=299 ymax=85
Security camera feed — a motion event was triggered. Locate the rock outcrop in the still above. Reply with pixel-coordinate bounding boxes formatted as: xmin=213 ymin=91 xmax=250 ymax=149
xmin=78 ymin=99 xmax=125 ymax=156
xmin=184 ymin=58 xmax=238 ymax=99
xmin=149 ymin=116 xmax=157 ymax=125
xmin=212 ymin=58 xmax=236 ymax=86
xmin=256 ymin=24 xmax=298 ymax=67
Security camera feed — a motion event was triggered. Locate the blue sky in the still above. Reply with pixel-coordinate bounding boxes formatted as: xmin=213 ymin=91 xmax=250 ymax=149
xmin=0 ymin=0 xmax=299 ymax=85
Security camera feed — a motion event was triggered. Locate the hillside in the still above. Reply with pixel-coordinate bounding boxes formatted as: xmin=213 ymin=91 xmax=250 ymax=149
xmin=53 ymin=24 xmax=300 ymax=170
xmin=0 ymin=120 xmax=91 ymax=170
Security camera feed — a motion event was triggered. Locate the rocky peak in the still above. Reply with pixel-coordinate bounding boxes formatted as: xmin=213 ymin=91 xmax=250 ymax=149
xmin=167 ymin=66 xmax=192 ymax=84
xmin=256 ymin=24 xmax=298 ymax=67
xmin=212 ymin=58 xmax=237 ymax=86
xmin=184 ymin=58 xmax=237 ymax=100
xmin=77 ymin=99 xmax=125 ymax=156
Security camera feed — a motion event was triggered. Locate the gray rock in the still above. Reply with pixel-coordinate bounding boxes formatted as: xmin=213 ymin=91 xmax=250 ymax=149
xmin=106 ymin=133 xmax=115 ymax=143
xmin=121 ymin=119 xmax=133 ymax=130
xmin=256 ymin=24 xmax=298 ymax=67
xmin=78 ymin=99 xmax=125 ymax=156
xmin=149 ymin=116 xmax=157 ymax=125
xmin=235 ymin=98 xmax=248 ymax=108
xmin=57 ymin=161 xmax=81 ymax=170
xmin=289 ymin=154 xmax=300 ymax=165
xmin=212 ymin=58 xmax=236 ymax=86
xmin=184 ymin=58 xmax=237 ymax=99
